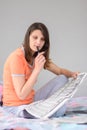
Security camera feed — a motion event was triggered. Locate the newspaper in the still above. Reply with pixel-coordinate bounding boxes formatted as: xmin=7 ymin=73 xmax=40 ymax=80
xmin=52 ymin=114 xmax=87 ymax=124
xmin=24 ymin=73 xmax=87 ymax=119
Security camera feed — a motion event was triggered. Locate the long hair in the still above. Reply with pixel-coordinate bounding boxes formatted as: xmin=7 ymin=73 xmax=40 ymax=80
xmin=23 ymin=22 xmax=51 ymax=68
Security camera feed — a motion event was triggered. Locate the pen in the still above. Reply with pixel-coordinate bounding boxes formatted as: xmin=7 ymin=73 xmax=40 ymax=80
xmin=37 ymin=46 xmax=40 ymax=54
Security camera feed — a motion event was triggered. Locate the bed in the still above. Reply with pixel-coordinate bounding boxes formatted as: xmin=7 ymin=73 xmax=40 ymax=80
xmin=0 ymin=96 xmax=87 ymax=130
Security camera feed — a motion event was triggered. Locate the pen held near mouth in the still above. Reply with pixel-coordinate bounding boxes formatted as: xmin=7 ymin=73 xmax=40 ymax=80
xmin=37 ymin=46 xmax=40 ymax=54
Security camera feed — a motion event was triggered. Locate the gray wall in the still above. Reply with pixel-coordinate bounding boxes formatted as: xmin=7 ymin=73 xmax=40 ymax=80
xmin=0 ymin=0 xmax=87 ymax=96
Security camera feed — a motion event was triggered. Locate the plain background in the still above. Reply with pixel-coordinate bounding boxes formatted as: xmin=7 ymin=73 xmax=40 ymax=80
xmin=0 ymin=0 xmax=87 ymax=96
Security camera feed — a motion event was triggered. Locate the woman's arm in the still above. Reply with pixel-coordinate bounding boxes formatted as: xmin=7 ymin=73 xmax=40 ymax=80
xmin=12 ymin=69 xmax=39 ymax=100
xmin=46 ymin=61 xmax=78 ymax=78
xmin=12 ymin=52 xmax=46 ymax=100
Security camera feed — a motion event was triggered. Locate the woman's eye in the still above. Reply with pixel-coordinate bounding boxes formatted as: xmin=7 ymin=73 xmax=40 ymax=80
xmin=33 ymin=36 xmax=37 ymax=39
xmin=41 ymin=38 xmax=45 ymax=41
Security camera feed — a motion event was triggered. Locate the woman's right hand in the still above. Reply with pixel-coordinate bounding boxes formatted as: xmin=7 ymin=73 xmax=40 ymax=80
xmin=34 ymin=52 xmax=46 ymax=73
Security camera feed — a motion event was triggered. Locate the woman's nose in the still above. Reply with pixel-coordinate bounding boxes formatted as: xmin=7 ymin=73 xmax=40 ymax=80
xmin=36 ymin=39 xmax=41 ymax=45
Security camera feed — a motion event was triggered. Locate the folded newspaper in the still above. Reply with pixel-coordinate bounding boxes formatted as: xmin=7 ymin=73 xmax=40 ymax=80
xmin=24 ymin=73 xmax=87 ymax=119
xmin=51 ymin=115 xmax=87 ymax=124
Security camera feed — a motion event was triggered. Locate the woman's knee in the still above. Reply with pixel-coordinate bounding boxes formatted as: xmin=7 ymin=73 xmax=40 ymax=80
xmin=54 ymin=74 xmax=68 ymax=86
xmin=58 ymin=74 xmax=68 ymax=83
xmin=47 ymin=75 xmax=68 ymax=96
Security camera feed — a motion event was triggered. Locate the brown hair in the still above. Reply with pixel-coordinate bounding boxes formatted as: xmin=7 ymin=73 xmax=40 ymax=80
xmin=23 ymin=22 xmax=51 ymax=68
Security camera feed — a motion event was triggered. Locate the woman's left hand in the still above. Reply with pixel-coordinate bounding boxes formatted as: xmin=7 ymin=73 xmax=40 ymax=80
xmin=71 ymin=72 xmax=79 ymax=79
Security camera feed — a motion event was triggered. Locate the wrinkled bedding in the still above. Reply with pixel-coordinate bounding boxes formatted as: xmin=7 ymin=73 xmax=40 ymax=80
xmin=0 ymin=97 xmax=87 ymax=130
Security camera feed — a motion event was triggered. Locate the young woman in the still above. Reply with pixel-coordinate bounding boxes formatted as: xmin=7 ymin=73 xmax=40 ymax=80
xmin=3 ymin=22 xmax=78 ymax=118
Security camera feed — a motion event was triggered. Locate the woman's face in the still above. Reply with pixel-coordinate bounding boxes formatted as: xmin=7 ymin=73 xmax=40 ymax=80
xmin=29 ymin=29 xmax=45 ymax=53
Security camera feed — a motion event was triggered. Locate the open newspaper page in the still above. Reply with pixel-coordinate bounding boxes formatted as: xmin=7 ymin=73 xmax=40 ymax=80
xmin=24 ymin=73 xmax=87 ymax=119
